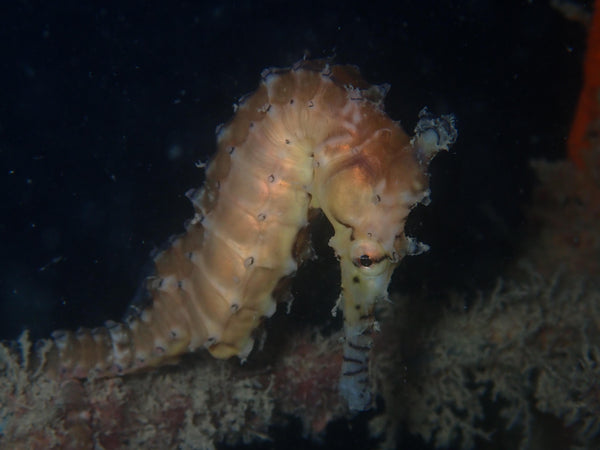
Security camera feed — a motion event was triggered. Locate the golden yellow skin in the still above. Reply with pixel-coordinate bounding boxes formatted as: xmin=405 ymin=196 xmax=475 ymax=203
xmin=39 ymin=60 xmax=456 ymax=410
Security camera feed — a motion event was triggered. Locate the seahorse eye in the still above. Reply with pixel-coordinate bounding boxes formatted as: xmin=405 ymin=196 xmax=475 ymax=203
xmin=350 ymin=240 xmax=388 ymax=274
xmin=359 ymin=254 xmax=373 ymax=267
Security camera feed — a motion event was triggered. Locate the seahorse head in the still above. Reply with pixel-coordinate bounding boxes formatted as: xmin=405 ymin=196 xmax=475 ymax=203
xmin=319 ymin=128 xmax=429 ymax=325
xmin=310 ymin=106 xmax=457 ymax=410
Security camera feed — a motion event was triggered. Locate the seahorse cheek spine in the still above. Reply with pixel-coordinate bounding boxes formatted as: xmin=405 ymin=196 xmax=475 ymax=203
xmin=35 ymin=61 xmax=457 ymax=412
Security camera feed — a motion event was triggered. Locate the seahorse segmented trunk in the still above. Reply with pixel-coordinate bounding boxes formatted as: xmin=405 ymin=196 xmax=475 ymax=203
xmin=36 ymin=60 xmax=456 ymax=411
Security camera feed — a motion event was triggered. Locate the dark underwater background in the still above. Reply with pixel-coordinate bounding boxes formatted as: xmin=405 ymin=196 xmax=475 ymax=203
xmin=0 ymin=0 xmax=589 ymax=448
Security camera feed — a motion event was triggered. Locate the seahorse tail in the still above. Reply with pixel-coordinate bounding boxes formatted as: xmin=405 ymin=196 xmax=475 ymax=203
xmin=38 ymin=317 xmax=185 ymax=379
xmin=38 ymin=327 xmax=116 ymax=379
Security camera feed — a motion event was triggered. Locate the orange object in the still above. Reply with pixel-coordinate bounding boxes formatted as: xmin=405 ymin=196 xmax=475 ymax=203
xmin=568 ymin=0 xmax=600 ymax=169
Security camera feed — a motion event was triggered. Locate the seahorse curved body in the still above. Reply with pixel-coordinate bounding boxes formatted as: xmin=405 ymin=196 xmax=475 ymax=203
xmin=37 ymin=60 xmax=457 ymax=411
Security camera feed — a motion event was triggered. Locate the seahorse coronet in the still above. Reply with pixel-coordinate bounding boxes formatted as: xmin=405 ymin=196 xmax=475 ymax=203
xmin=34 ymin=59 xmax=457 ymax=412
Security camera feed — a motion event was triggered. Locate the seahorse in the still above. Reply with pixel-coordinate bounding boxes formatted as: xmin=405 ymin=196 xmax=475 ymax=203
xmin=33 ymin=59 xmax=457 ymax=411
